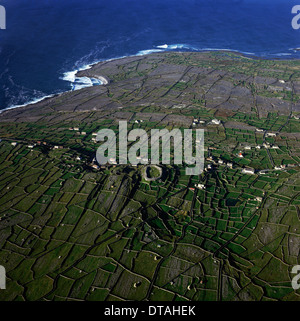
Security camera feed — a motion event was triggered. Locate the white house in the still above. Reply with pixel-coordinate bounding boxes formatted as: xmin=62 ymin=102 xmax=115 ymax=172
xmin=242 ymin=168 xmax=255 ymax=175
xmin=211 ymin=119 xmax=221 ymax=125
xmin=195 ymin=183 xmax=205 ymax=190
xmin=109 ymin=157 xmax=117 ymax=164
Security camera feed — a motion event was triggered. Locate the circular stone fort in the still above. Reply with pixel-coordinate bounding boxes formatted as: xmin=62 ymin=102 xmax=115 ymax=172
xmin=142 ymin=165 xmax=162 ymax=182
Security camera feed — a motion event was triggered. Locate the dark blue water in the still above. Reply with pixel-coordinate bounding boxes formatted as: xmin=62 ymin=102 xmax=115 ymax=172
xmin=0 ymin=0 xmax=299 ymax=110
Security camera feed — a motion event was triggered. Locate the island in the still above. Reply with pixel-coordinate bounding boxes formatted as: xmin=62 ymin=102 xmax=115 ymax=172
xmin=0 ymin=51 xmax=299 ymax=301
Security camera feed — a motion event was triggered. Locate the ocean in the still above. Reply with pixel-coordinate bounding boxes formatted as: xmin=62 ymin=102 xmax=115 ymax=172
xmin=0 ymin=0 xmax=299 ymax=110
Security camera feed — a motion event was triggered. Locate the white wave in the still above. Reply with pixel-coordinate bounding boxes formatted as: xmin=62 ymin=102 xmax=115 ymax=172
xmin=156 ymin=44 xmax=256 ymax=56
xmin=136 ymin=49 xmax=164 ymax=56
xmin=62 ymin=70 xmax=77 ymax=83
xmin=156 ymin=43 xmax=195 ymax=50
xmin=63 ymin=74 xmax=103 ymax=91
xmin=200 ymin=48 xmax=255 ymax=55
xmin=157 ymin=44 xmax=168 ymax=49
xmin=61 ymin=61 xmax=105 ymax=91
xmin=1 ymin=63 xmax=105 ymax=113
xmin=0 ymin=93 xmax=57 ymax=113
xmin=274 ymin=53 xmax=292 ymax=56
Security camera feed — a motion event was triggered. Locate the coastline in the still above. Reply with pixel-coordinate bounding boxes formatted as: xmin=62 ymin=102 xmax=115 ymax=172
xmin=1 ymin=47 xmax=299 ymax=116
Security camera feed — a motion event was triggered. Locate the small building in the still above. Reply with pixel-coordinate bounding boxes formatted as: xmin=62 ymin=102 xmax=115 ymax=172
xmin=242 ymin=167 xmax=255 ymax=175
xmin=211 ymin=119 xmax=221 ymax=125
xmin=227 ymin=162 xmax=233 ymax=169
xmin=238 ymin=152 xmax=243 ymax=158
xmin=195 ymin=184 xmax=205 ymax=190
xmin=109 ymin=157 xmax=117 ymax=164
xmin=11 ymin=142 xmax=17 ymax=146
xmin=244 ymin=146 xmax=251 ymax=150
xmin=259 ymin=170 xmax=267 ymax=175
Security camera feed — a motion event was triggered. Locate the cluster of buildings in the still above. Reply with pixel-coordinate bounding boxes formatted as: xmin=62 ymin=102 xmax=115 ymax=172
xmin=191 ymin=118 xmax=221 ymax=127
xmin=192 ymin=118 xmax=206 ymax=126
xmin=69 ymin=127 xmax=86 ymax=135
xmin=205 ymin=156 xmax=233 ymax=171
xmin=241 ymin=143 xmax=280 ymax=150
xmin=69 ymin=127 xmax=79 ymax=131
